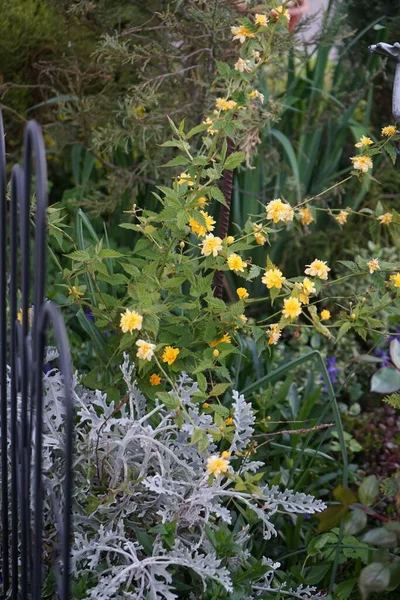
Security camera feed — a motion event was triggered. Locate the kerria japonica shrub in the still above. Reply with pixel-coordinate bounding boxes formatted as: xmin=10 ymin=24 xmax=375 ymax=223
xmin=34 ymin=353 xmax=326 ymax=599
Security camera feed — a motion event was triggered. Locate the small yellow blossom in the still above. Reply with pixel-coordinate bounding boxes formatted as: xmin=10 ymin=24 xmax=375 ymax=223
xmin=305 ymin=259 xmax=330 ymax=280
xmin=234 ymin=58 xmax=252 ymax=73
xmin=216 ymin=98 xmax=237 ymax=111
xmin=350 ymin=313 xmax=356 ymax=320
xmin=120 ymin=309 xmax=143 ymax=333
xmin=225 ymin=417 xmax=234 ymax=425
xmin=248 ymin=89 xmax=264 ymax=103
xmin=231 ymin=25 xmax=255 ymax=43
xmin=197 ymin=196 xmax=208 ymax=207
xmin=203 ymin=117 xmax=217 ymax=135
xmin=255 ymin=13 xmax=268 ymax=26
xmin=210 ymin=334 xmax=231 ymax=347
xmin=252 ymin=50 xmax=261 ymax=61
xmin=355 ymin=135 xmax=373 ymax=148
xmin=253 ymin=224 xmax=267 ymax=245
xmin=202 ymin=402 xmax=210 ymax=409
xmin=207 ymin=454 xmax=230 ymax=476
xmin=162 ymin=346 xmax=180 ymax=365
xmin=320 ymin=309 xmax=331 ymax=321
xmin=283 ymin=297 xmax=302 ymax=320
xmin=179 ymin=241 xmax=185 ymax=249
xmin=177 ymin=172 xmax=194 ymax=186
xmin=201 ymin=234 xmax=223 ymax=257
xmin=213 ymin=349 xmax=220 ymax=358
xmin=266 ymin=198 xmax=294 ymax=223
xmin=382 ymin=125 xmax=397 ymax=137
xmin=296 ymin=277 xmax=316 ymax=304
xmin=390 ymin=273 xmax=400 ymax=288
xmin=136 ymin=339 xmax=156 ymax=361
xmin=17 ymin=308 xmax=33 ymax=325
xmin=226 ymin=235 xmax=235 ymax=245
xmin=189 ymin=210 xmax=215 ymax=237
xmin=149 ymin=373 xmax=161 ymax=386
xmin=267 ymin=323 xmax=281 ymax=345
xmin=227 ymin=253 xmax=246 ymax=273
xmin=367 ymin=258 xmax=380 ymax=274
xmin=335 ymin=210 xmax=349 ymax=225
xmin=262 ymin=268 xmax=286 ymax=289
xmin=68 ymin=285 xmax=84 ymax=297
xmin=272 ymin=5 xmax=290 ymax=20
xmin=350 ymin=155 xmax=373 ymax=173
xmin=238 ymin=314 xmax=247 ymax=325
xmin=299 ymin=207 xmax=313 ymax=226
xmin=221 ymin=451 xmax=231 ymax=458
xmin=237 ymin=287 xmax=249 ymax=300
xmin=377 ymin=212 xmax=393 ymax=225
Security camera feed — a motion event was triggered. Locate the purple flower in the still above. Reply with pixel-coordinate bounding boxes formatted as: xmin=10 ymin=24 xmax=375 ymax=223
xmin=85 ymin=308 xmax=94 ymax=322
xmin=389 ymin=328 xmax=400 ymax=342
xmin=43 ymin=363 xmax=52 ymax=374
xmin=374 ymin=347 xmax=391 ymax=367
xmin=321 ymin=356 xmax=340 ymax=392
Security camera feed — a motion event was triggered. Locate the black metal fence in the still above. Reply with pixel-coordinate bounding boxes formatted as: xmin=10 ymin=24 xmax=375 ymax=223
xmin=0 ymin=113 xmax=73 ymax=599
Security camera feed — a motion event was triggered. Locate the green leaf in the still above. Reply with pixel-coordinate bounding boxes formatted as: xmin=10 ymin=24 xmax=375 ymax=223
xmin=64 ymin=249 xmax=91 ymax=262
xmin=359 ymin=563 xmax=391 ymax=600
xmin=209 ymin=383 xmax=231 ymax=397
xmin=315 ymin=504 xmax=349 ymax=532
xmin=161 ymin=156 xmax=191 ymax=168
xmin=223 ymin=151 xmax=246 ymax=170
xmin=362 ymin=528 xmax=397 ymax=548
xmin=343 ymin=509 xmax=367 ymax=536
xmin=156 ymin=391 xmax=180 ymax=410
xmin=336 ymin=321 xmax=353 ymax=343
xmin=371 ymin=367 xmax=400 ymax=394
xmin=390 ymin=339 xmax=400 ymax=370
xmin=358 ymin=475 xmax=380 ymax=506
xmin=98 ymin=249 xmax=124 ymax=259
xmin=333 ymin=484 xmax=357 ymax=505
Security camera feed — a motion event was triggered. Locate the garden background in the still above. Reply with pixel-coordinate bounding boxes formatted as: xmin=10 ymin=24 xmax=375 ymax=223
xmin=2 ymin=0 xmax=400 ymax=598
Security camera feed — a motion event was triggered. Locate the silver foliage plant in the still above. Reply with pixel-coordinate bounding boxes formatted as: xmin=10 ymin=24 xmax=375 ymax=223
xmin=41 ymin=353 xmax=326 ymax=599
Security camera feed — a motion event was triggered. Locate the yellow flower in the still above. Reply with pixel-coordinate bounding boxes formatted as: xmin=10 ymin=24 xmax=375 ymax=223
xmin=305 ymin=259 xmax=330 ymax=280
xmin=296 ymin=277 xmax=316 ymax=305
xmin=136 ymin=339 xmax=156 ymax=361
xmin=390 ymin=273 xmax=400 ymax=288
xmin=231 ymin=25 xmax=255 ymax=43
xmin=382 ymin=125 xmax=397 ymax=137
xmin=335 ymin=210 xmax=349 ymax=225
xmin=350 ymin=155 xmax=373 ymax=173
xmin=320 ymin=309 xmax=331 ymax=321
xmin=197 ymin=196 xmax=208 ymax=207
xmin=367 ymin=258 xmax=380 ymax=274
xmin=213 ymin=349 xmax=220 ymax=358
xmin=253 ymin=224 xmax=267 ymax=245
xmin=267 ymin=323 xmax=281 ymax=345
xmin=262 ymin=268 xmax=286 ymax=289
xmin=227 ymin=253 xmax=246 ymax=273
xmin=221 ymin=450 xmax=231 ymax=458
xmin=266 ymin=198 xmax=294 ymax=223
xmin=234 ymin=58 xmax=251 ymax=73
xmin=226 ymin=235 xmax=235 ymax=245
xmin=203 ymin=117 xmax=217 ymax=135
xmin=201 ymin=234 xmax=223 ymax=257
xmin=225 ymin=417 xmax=234 ymax=426
xmin=238 ymin=314 xmax=247 ymax=325
xmin=162 ymin=346 xmax=180 ymax=365
xmin=177 ymin=172 xmax=194 ymax=186
xmin=215 ymin=98 xmax=237 ymax=111
xmin=255 ymin=13 xmax=268 ymax=26
xmin=120 ymin=309 xmax=143 ymax=333
xmin=299 ymin=207 xmax=313 ymax=226
xmin=189 ymin=210 xmax=215 ymax=237
xmin=202 ymin=402 xmax=210 ymax=409
xmin=272 ymin=5 xmax=290 ymax=20
xmin=149 ymin=373 xmax=162 ymax=386
xmin=206 ymin=454 xmax=230 ymax=476
xmin=68 ymin=285 xmax=84 ymax=297
xmin=355 ymin=135 xmax=373 ymax=148
xmin=248 ymin=89 xmax=264 ymax=103
xmin=237 ymin=287 xmax=249 ymax=300
xmin=210 ymin=334 xmax=231 ymax=347
xmin=17 ymin=307 xmax=33 ymax=325
xmin=282 ymin=297 xmax=302 ymax=320
xmin=377 ymin=212 xmax=393 ymax=225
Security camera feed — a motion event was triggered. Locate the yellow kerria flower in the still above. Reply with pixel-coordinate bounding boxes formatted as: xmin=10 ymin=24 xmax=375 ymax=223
xmin=210 ymin=334 xmax=231 ymax=347
xmin=189 ymin=210 xmax=215 ymax=237
xmin=238 ymin=314 xmax=247 ymax=325
xmin=267 ymin=323 xmax=281 ymax=345
xmin=367 ymin=258 xmax=380 ymax=274
xmin=320 ymin=309 xmax=331 ymax=321
xmin=234 ymin=58 xmax=251 ymax=73
xmin=221 ymin=450 xmax=231 ymax=458
xmin=350 ymin=155 xmax=373 ymax=173
xmin=215 ymin=98 xmax=237 ymax=111
xmin=390 ymin=273 xmax=400 ymax=288
xmin=231 ymin=25 xmax=255 ymax=43
xmin=196 ymin=196 xmax=208 ymax=207
xmin=226 ymin=235 xmax=235 ymax=245
xmin=225 ymin=417 xmax=234 ymax=425
xmin=248 ymin=89 xmax=264 ymax=103
xmin=262 ymin=268 xmax=286 ymax=289
xmin=227 ymin=253 xmax=246 ymax=272
xmin=377 ymin=212 xmax=393 ymax=225
xmin=282 ymin=297 xmax=302 ymax=320
xmin=201 ymin=234 xmax=223 ymax=257
xmin=120 ymin=309 xmax=143 ymax=333
xmin=162 ymin=346 xmax=180 ymax=365
xmin=335 ymin=210 xmax=349 ymax=225
xmin=266 ymin=199 xmax=294 ymax=223
xmin=206 ymin=454 xmax=230 ymax=476
xmin=382 ymin=125 xmax=397 ymax=137
xmin=213 ymin=349 xmax=220 ymax=358
xmin=237 ymin=287 xmax=249 ymax=300
xmin=355 ymin=135 xmax=373 ymax=148
xmin=177 ymin=172 xmax=194 ymax=186
xmin=253 ymin=224 xmax=267 ymax=245
xmin=305 ymin=259 xmax=330 ymax=280
xmin=299 ymin=207 xmax=313 ymax=226
xmin=136 ymin=339 xmax=156 ymax=361
xmin=296 ymin=277 xmax=316 ymax=305
xmin=255 ymin=13 xmax=268 ymax=26
xmin=272 ymin=5 xmax=290 ymax=20
xmin=202 ymin=402 xmax=210 ymax=409
xmin=203 ymin=117 xmax=217 ymax=135
xmin=149 ymin=373 xmax=162 ymax=386
xmin=68 ymin=285 xmax=84 ymax=297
